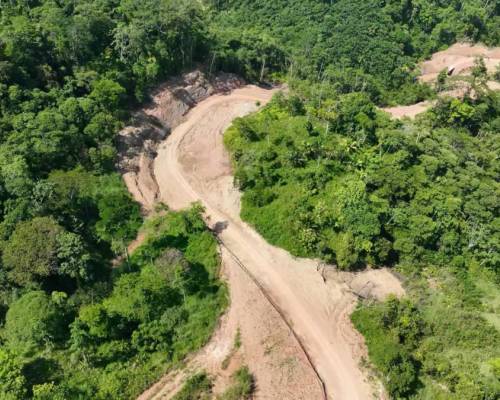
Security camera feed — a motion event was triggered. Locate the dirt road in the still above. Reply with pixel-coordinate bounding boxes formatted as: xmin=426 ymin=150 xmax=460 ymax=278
xmin=151 ymin=86 xmax=403 ymax=399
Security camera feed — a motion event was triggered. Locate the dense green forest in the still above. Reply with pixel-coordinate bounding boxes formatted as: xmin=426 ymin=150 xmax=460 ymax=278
xmin=0 ymin=0 xmax=226 ymax=398
xmin=1 ymin=205 xmax=227 ymax=398
xmin=226 ymin=84 xmax=500 ymax=398
xmin=221 ymin=1 xmax=500 ymax=398
xmin=209 ymin=0 xmax=499 ymax=103
xmin=1 ymin=0 xmax=499 ymax=398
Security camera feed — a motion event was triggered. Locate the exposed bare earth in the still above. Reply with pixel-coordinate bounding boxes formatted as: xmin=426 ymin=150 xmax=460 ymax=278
xmin=117 ymin=71 xmax=245 ymax=211
xmin=133 ymin=84 xmax=404 ymax=400
xmin=419 ymin=42 xmax=500 ymax=82
xmin=382 ymin=101 xmax=431 ymax=119
xmin=383 ymin=43 xmax=500 ymax=119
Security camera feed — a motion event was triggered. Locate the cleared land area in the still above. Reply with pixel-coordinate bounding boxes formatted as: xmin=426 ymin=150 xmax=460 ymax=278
xmin=383 ymin=43 xmax=500 ymax=119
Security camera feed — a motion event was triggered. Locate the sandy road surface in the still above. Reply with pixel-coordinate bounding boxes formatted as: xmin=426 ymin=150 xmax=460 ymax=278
xmin=152 ymin=86 xmax=403 ymax=399
xmin=382 ymin=101 xmax=431 ymax=119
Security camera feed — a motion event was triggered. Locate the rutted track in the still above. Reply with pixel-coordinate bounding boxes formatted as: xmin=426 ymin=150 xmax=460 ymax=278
xmin=148 ymin=85 xmax=403 ymax=399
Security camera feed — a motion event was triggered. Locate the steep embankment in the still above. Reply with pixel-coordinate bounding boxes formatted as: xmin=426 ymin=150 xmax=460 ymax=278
xmin=130 ymin=82 xmax=404 ymax=399
xmin=117 ymin=71 xmax=245 ymax=210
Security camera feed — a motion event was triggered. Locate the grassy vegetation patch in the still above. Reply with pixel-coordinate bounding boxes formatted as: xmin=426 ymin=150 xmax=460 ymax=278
xmin=172 ymin=373 xmax=213 ymax=400
xmin=353 ymin=270 xmax=500 ymax=399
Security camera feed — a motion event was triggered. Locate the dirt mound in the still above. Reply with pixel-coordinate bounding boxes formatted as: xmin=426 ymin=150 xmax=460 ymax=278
xmin=383 ymin=43 xmax=500 ymax=119
xmin=143 ymin=71 xmax=245 ymax=128
xmin=117 ymin=71 xmax=245 ymax=210
xmin=420 ymin=42 xmax=500 ymax=82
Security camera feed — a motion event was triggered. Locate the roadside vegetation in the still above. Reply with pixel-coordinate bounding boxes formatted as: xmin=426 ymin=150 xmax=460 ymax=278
xmin=225 ymin=73 xmax=498 ymax=272
xmin=352 ymin=271 xmax=500 ymax=399
xmin=172 ymin=373 xmax=213 ymax=400
xmin=173 ymin=367 xmax=254 ymax=400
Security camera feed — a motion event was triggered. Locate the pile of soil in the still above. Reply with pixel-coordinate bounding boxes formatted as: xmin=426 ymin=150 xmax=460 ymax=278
xmin=383 ymin=43 xmax=500 ymax=119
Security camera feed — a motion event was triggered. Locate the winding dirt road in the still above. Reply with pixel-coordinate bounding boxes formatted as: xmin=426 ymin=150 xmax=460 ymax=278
xmin=149 ymin=86 xmax=403 ymax=399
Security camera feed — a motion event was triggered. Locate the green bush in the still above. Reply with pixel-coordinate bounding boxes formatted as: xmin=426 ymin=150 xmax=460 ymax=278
xmin=218 ymin=366 xmax=254 ymax=400
xmin=0 ymin=348 xmax=27 ymax=399
xmin=0 ymin=208 xmax=225 ymax=399
xmin=3 ymin=291 xmax=67 ymax=355
xmin=172 ymin=373 xmax=212 ymax=400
